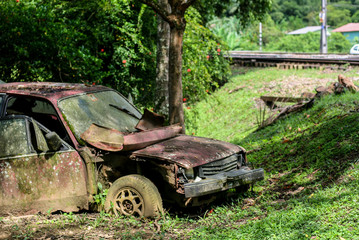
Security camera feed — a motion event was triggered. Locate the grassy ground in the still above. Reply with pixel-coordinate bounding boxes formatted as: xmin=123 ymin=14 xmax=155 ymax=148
xmin=1 ymin=67 xmax=359 ymax=239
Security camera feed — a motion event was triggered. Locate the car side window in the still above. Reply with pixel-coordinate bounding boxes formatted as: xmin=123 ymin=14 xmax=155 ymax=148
xmin=0 ymin=117 xmax=70 ymax=159
xmin=0 ymin=118 xmax=32 ymax=158
xmin=5 ymin=96 xmax=68 ymax=141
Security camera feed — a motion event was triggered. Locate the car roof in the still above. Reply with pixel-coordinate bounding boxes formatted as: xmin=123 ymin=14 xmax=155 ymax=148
xmin=0 ymin=82 xmax=110 ymax=102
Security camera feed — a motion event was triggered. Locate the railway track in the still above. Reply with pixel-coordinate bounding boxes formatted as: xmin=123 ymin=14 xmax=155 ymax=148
xmin=229 ymin=51 xmax=359 ymax=69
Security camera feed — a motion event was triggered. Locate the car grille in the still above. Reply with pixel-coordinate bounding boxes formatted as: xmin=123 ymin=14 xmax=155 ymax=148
xmin=198 ymin=154 xmax=238 ymax=177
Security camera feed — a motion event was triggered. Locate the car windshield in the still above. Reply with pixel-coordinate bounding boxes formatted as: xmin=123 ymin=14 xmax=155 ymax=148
xmin=58 ymin=90 xmax=142 ymax=140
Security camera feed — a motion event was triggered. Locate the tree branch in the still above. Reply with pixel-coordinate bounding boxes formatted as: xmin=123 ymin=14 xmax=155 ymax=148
xmin=139 ymin=0 xmax=172 ymax=24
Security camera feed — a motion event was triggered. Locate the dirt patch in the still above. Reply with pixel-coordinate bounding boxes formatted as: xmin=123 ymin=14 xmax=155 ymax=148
xmin=259 ymin=75 xmax=333 ymax=97
xmin=0 ymin=213 xmax=173 ymax=239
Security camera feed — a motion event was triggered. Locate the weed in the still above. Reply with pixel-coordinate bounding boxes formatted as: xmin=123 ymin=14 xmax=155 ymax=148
xmin=93 ymin=182 xmax=108 ymax=209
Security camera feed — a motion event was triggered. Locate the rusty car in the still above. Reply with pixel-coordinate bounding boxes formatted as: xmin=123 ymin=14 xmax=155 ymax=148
xmin=0 ymin=82 xmax=264 ymax=217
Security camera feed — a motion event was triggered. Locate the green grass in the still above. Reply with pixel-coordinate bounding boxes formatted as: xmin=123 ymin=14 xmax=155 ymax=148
xmin=2 ymin=67 xmax=359 ymax=239
xmin=183 ymin=67 xmax=359 ymax=239
xmin=185 ymin=67 xmax=359 ymax=142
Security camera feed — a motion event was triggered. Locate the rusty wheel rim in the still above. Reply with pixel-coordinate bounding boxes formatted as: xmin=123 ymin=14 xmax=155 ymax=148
xmin=114 ymin=187 xmax=144 ymax=217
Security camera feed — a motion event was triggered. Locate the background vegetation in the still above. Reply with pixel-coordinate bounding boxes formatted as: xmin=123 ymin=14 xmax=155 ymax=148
xmin=209 ymin=0 xmax=357 ymax=52
xmin=0 ymin=0 xmax=229 ymax=107
xmin=2 ymin=0 xmax=357 ymax=108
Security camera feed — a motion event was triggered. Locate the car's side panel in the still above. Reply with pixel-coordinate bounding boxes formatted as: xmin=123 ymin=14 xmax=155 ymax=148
xmin=0 ymin=117 xmax=88 ymax=216
xmin=0 ymin=150 xmax=88 ymax=215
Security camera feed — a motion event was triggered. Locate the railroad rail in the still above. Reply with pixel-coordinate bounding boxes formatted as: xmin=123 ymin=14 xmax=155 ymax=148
xmin=229 ymin=51 xmax=359 ymax=68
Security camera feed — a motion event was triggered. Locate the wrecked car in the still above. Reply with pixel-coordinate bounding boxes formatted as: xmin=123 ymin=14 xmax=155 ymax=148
xmin=0 ymin=82 xmax=264 ymax=217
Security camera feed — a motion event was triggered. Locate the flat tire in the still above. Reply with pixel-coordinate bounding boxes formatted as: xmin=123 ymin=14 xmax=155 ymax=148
xmin=105 ymin=174 xmax=163 ymax=217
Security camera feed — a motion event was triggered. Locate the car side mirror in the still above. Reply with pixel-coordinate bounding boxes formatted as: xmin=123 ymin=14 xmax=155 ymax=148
xmin=33 ymin=119 xmax=49 ymax=152
xmin=45 ymin=132 xmax=63 ymax=151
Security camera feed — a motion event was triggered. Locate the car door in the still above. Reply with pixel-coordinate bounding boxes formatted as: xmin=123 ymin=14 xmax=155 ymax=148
xmin=0 ymin=116 xmax=88 ymax=215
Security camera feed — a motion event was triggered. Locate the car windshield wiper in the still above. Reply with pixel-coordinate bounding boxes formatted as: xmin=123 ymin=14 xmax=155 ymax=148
xmin=109 ymin=104 xmax=140 ymax=119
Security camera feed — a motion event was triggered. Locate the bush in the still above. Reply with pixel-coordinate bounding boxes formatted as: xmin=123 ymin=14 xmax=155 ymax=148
xmin=182 ymin=8 xmax=231 ymax=103
xmin=266 ymin=32 xmax=352 ymax=53
xmin=0 ymin=0 xmax=156 ymax=105
xmin=0 ymin=0 xmax=231 ymax=107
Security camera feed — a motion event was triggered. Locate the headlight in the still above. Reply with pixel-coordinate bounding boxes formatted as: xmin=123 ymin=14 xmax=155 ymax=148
xmin=184 ymin=168 xmax=195 ymax=179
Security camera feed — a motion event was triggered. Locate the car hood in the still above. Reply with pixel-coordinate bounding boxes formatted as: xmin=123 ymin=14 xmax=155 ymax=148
xmin=131 ymin=135 xmax=244 ymax=168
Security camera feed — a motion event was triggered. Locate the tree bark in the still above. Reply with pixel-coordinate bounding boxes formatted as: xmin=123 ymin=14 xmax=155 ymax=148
xmin=139 ymin=0 xmax=190 ymax=133
xmin=154 ymin=0 xmax=170 ymax=116
xmin=168 ymin=25 xmax=185 ymax=133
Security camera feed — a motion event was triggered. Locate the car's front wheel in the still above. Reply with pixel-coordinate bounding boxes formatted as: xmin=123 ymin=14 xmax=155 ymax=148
xmin=104 ymin=174 xmax=163 ymax=217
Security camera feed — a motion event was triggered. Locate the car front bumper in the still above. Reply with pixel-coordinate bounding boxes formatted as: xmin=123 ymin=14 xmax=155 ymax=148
xmin=184 ymin=168 xmax=264 ymax=198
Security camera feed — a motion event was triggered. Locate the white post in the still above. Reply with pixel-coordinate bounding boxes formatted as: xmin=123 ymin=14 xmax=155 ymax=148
xmin=259 ymin=22 xmax=262 ymax=51
xmin=320 ymin=0 xmax=328 ymax=53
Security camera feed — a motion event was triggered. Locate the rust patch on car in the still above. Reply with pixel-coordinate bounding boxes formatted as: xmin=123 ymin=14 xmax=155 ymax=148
xmin=132 ymin=135 xmax=242 ymax=168
xmin=81 ymin=124 xmax=182 ymax=152
xmin=0 ymin=151 xmax=88 ymax=216
xmin=135 ymin=109 xmax=165 ymax=131
xmin=81 ymin=124 xmax=124 ymax=151
xmin=122 ymin=125 xmax=182 ymax=151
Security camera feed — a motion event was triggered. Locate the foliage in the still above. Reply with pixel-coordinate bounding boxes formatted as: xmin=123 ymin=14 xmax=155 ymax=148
xmin=265 ymin=32 xmax=352 ymax=53
xmin=266 ymin=32 xmax=321 ymax=52
xmin=208 ymin=17 xmax=258 ymax=51
xmin=182 ymin=8 xmax=231 ymax=103
xmin=328 ymin=31 xmax=353 ymax=52
xmin=194 ymin=0 xmax=271 ymax=25
xmin=0 ymin=0 xmax=157 ymax=106
xmin=208 ymin=14 xmax=352 ymax=53
xmin=93 ymin=182 xmax=108 ymax=208
xmin=269 ymin=0 xmax=359 ymax=29
xmin=352 ymin=10 xmax=359 ymax=22
xmin=270 ymin=0 xmax=319 ymax=27
xmin=0 ymin=0 xmax=232 ymax=107
xmin=327 ymin=5 xmax=352 ymax=28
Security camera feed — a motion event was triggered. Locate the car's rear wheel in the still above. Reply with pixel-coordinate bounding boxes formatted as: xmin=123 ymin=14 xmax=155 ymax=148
xmin=104 ymin=174 xmax=163 ymax=217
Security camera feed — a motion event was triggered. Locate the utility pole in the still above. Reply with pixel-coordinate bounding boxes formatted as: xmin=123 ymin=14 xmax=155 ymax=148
xmin=259 ymin=22 xmax=262 ymax=51
xmin=320 ymin=0 xmax=328 ymax=53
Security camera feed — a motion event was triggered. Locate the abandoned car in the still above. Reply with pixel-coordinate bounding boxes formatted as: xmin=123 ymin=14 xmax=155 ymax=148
xmin=0 ymin=82 xmax=264 ymax=217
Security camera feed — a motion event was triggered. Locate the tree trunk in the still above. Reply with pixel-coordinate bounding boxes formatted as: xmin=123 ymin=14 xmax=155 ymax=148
xmin=168 ymin=25 xmax=185 ymax=133
xmin=154 ymin=0 xmax=170 ymax=116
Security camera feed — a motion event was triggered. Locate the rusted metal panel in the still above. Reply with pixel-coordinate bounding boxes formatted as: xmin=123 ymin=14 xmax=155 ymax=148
xmin=184 ymin=168 xmax=264 ymax=198
xmin=81 ymin=124 xmax=182 ymax=152
xmin=135 ymin=109 xmax=165 ymax=131
xmin=123 ymin=125 xmax=182 ymax=151
xmin=81 ymin=124 xmax=124 ymax=151
xmin=132 ymin=135 xmax=242 ymax=168
xmin=0 ymin=150 xmax=88 ymax=216
xmin=0 ymin=82 xmax=109 ymax=102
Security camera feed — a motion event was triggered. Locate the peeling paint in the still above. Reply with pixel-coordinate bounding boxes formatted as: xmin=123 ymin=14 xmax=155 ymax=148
xmin=0 ymin=148 xmax=88 ymax=215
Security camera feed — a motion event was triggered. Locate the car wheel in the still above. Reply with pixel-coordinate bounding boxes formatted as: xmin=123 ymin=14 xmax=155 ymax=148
xmin=105 ymin=174 xmax=163 ymax=217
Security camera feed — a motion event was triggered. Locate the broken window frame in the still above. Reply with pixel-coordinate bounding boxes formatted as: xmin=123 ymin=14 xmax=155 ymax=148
xmin=0 ymin=116 xmax=89 ymax=215
xmin=0 ymin=116 xmax=34 ymax=158
xmin=3 ymin=95 xmax=70 ymax=143
xmin=0 ymin=116 xmax=72 ymax=160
